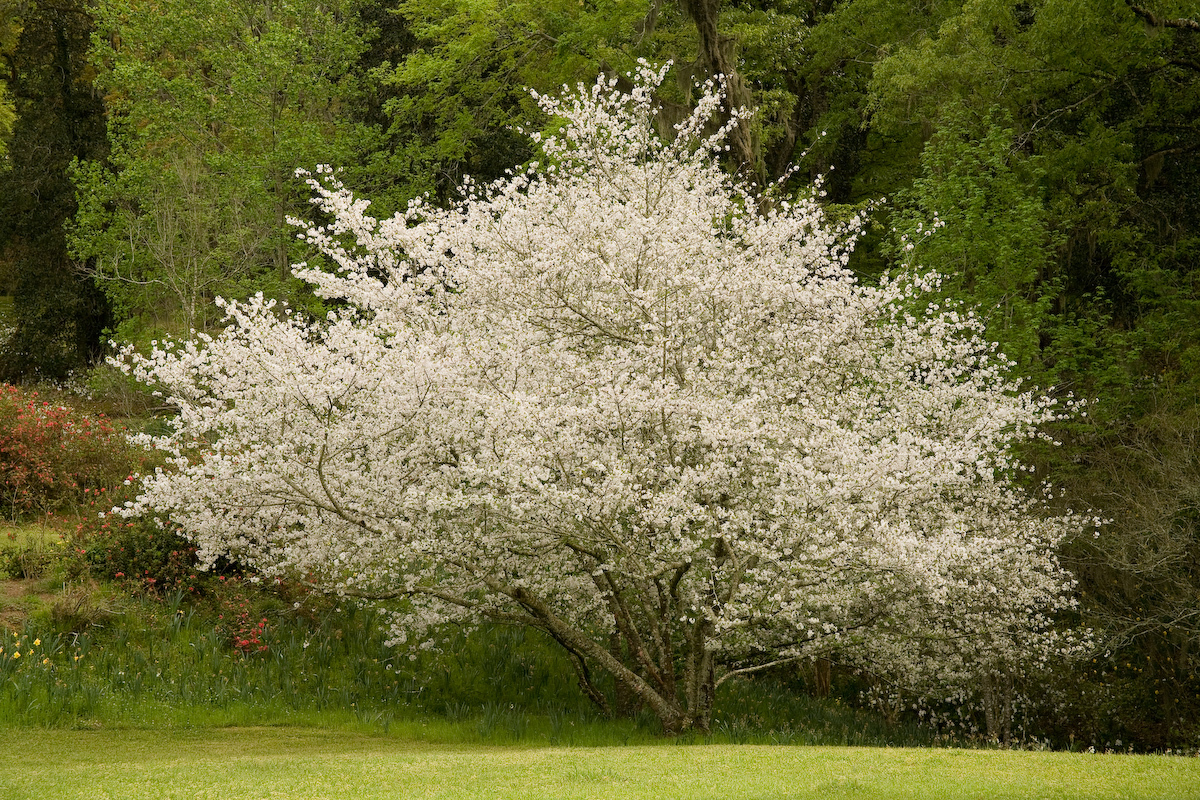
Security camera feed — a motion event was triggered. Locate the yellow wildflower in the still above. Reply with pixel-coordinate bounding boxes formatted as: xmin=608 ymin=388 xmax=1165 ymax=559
xmin=33 ymin=639 xmax=40 ymax=647
xmin=12 ymin=652 xmax=19 ymax=659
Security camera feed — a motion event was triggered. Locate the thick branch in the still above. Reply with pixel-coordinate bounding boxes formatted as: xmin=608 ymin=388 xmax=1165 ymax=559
xmin=1126 ymin=1 xmax=1200 ymax=31
xmin=596 ymin=571 xmax=672 ymax=694
xmin=634 ymin=0 xmax=663 ymax=45
xmin=714 ymin=653 xmax=809 ymax=688
xmin=682 ymin=616 xmax=715 ymax=729
xmin=544 ymin=628 xmax=613 ymax=714
xmin=480 ymin=574 xmax=686 ymax=729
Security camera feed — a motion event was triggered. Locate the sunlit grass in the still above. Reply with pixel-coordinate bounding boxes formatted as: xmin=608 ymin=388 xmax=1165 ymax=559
xmin=1 ymin=518 xmax=64 ymax=544
xmin=1 ymin=727 xmax=1196 ymax=800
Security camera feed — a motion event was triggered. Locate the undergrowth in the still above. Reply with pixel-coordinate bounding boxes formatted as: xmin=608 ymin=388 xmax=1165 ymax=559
xmin=0 ymin=584 xmax=939 ymax=748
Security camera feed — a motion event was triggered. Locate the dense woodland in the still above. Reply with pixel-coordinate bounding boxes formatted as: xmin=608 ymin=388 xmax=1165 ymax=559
xmin=0 ymin=0 xmax=1197 ymax=747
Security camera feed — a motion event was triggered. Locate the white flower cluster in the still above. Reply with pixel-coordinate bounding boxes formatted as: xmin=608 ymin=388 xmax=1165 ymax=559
xmin=117 ymin=64 xmax=1089 ymax=732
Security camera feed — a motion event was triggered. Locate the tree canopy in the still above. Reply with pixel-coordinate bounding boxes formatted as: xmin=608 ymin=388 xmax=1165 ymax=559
xmin=120 ymin=71 xmax=1086 ymax=735
xmin=68 ymin=0 xmax=372 ymax=338
xmin=0 ymin=0 xmax=110 ymax=380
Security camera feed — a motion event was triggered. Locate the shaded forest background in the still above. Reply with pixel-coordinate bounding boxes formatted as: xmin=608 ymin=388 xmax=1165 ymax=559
xmin=0 ymin=0 xmax=1197 ymax=748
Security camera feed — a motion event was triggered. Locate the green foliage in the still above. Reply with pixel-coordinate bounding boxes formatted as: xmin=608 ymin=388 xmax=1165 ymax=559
xmin=889 ymin=108 xmax=1059 ymax=372
xmin=76 ymin=516 xmax=202 ymax=596
xmin=0 ymin=0 xmax=111 ymax=380
xmin=866 ymin=0 xmax=1200 ymax=398
xmin=857 ymin=0 xmax=1200 ymax=751
xmin=0 ymin=91 xmax=11 ymax=155
xmin=0 ymin=91 xmax=13 ymax=157
xmin=78 ymin=362 xmax=162 ymax=419
xmin=0 ymin=4 xmax=20 ymax=153
xmin=374 ymin=0 xmax=666 ymax=202
xmin=70 ymin=0 xmax=373 ymax=336
xmin=372 ymin=0 xmax=846 ymax=198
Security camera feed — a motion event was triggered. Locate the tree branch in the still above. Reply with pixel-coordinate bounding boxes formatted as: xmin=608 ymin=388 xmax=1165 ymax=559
xmin=480 ymin=574 xmax=685 ymax=729
xmin=714 ymin=653 xmax=810 ymax=688
xmin=1126 ymin=1 xmax=1200 ymax=31
xmin=596 ymin=570 xmax=671 ymax=694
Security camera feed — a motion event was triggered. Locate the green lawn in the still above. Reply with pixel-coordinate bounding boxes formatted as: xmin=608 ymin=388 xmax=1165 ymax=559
xmin=1 ymin=727 xmax=1195 ymax=799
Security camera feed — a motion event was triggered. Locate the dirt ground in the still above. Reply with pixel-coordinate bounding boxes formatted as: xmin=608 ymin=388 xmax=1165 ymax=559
xmin=0 ymin=578 xmax=57 ymax=631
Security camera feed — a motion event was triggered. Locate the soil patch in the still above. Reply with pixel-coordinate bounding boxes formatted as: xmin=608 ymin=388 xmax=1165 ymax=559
xmin=0 ymin=578 xmax=57 ymax=631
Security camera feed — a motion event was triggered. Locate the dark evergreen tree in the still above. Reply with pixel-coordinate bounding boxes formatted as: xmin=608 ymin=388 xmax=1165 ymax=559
xmin=0 ymin=0 xmax=110 ymax=380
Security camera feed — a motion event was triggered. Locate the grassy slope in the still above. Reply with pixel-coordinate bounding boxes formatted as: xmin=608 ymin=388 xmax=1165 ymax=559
xmin=1 ymin=728 xmax=1196 ymax=800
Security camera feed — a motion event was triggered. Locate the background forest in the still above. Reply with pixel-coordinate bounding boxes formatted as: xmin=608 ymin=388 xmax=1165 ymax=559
xmin=0 ymin=0 xmax=1197 ymax=749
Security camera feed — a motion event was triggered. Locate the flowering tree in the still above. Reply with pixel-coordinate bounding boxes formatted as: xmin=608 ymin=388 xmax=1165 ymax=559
xmin=120 ymin=65 xmax=1085 ymax=734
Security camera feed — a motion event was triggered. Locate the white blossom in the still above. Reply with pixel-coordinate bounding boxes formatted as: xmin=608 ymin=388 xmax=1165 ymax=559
xmin=118 ymin=65 xmax=1088 ymax=734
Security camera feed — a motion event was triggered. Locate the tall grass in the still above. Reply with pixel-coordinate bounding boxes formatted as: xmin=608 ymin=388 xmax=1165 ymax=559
xmin=0 ymin=588 xmax=939 ymax=747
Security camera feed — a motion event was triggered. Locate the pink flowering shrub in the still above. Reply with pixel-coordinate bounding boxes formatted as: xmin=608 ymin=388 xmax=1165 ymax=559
xmin=76 ymin=510 xmax=203 ymax=595
xmin=0 ymin=384 xmax=196 ymax=591
xmin=0 ymin=384 xmax=147 ymax=517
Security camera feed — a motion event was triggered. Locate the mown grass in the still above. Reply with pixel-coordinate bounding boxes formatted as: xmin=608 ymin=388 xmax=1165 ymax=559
xmin=1 ymin=727 xmax=1196 ymax=800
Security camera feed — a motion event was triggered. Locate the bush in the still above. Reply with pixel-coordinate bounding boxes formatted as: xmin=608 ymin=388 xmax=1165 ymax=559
xmin=49 ymin=582 xmax=116 ymax=633
xmin=0 ymin=382 xmax=195 ymax=592
xmin=0 ymin=384 xmax=151 ymax=518
xmin=82 ymin=363 xmax=162 ymax=419
xmin=72 ymin=490 xmax=204 ymax=596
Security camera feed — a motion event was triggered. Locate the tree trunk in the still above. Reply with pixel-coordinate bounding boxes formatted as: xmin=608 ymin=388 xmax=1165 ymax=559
xmin=813 ymin=657 xmax=832 ymax=697
xmin=678 ymin=0 xmax=758 ymax=181
xmin=496 ymin=580 xmax=717 ymax=734
xmin=609 ymin=631 xmax=644 ymax=717
xmin=980 ymin=671 xmax=1014 ymax=745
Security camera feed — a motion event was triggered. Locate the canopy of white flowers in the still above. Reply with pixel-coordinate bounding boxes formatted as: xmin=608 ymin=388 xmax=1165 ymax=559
xmin=119 ymin=64 xmax=1088 ymax=733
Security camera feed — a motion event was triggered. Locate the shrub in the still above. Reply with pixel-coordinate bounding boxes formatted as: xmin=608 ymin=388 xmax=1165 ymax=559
xmin=0 ymin=383 xmax=192 ymax=591
xmin=82 ymin=363 xmax=162 ymax=419
xmin=49 ymin=582 xmax=116 ymax=633
xmin=0 ymin=384 xmax=151 ymax=518
xmin=74 ymin=497 xmax=204 ymax=596
xmin=212 ymin=578 xmax=272 ymax=656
